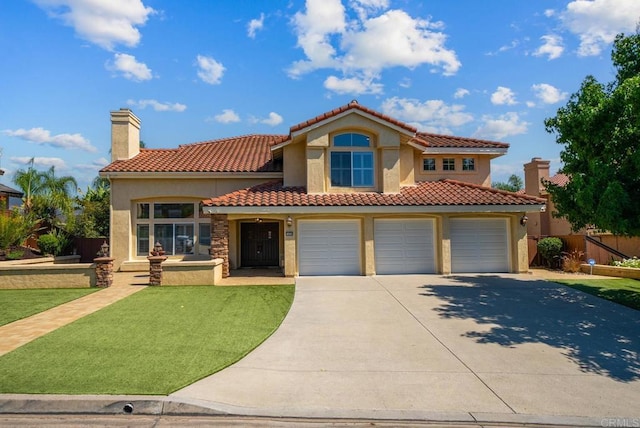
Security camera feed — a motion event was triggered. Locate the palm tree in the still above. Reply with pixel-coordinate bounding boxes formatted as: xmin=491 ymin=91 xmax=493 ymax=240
xmin=12 ymin=161 xmax=78 ymax=226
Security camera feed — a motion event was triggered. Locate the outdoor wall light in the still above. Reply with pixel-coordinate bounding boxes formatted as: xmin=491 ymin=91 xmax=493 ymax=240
xmin=255 ymin=218 xmax=263 ymax=223
xmin=286 ymin=216 xmax=293 ymax=227
xmin=520 ymin=215 xmax=528 ymax=226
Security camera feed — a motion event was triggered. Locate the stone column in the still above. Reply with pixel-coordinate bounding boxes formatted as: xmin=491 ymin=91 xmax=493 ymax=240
xmin=211 ymin=214 xmax=230 ymax=277
xmin=93 ymin=241 xmax=114 ymax=288
xmin=147 ymin=242 xmax=167 ymax=286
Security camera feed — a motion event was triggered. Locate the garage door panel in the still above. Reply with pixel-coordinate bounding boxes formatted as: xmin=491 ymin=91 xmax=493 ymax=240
xmin=375 ymin=219 xmax=436 ymax=275
xmin=450 ymin=218 xmax=509 ymax=273
xmin=298 ymin=220 xmax=360 ymax=276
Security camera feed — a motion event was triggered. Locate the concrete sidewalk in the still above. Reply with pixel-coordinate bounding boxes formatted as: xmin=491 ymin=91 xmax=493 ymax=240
xmin=0 ymin=272 xmax=148 ymax=356
xmin=171 ymin=274 xmax=640 ymax=426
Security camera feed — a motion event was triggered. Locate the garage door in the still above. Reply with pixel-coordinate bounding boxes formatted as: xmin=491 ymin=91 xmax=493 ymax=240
xmin=298 ymin=220 xmax=360 ymax=275
xmin=375 ymin=219 xmax=436 ymax=274
xmin=450 ymin=218 xmax=509 ymax=273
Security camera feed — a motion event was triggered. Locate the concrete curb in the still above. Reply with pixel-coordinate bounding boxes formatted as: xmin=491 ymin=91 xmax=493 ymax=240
xmin=0 ymin=395 xmax=608 ymax=427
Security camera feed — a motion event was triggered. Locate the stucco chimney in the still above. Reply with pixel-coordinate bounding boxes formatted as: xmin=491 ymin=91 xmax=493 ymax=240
xmin=110 ymin=108 xmax=140 ymax=162
xmin=524 ymin=157 xmax=550 ymax=197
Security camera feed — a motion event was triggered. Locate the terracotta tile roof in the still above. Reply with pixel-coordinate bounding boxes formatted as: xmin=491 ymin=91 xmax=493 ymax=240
xmin=202 ymin=179 xmax=545 ymax=208
xmin=101 ymin=134 xmax=287 ymax=173
xmin=289 ymin=100 xmax=417 ymax=134
xmin=547 ymin=173 xmax=569 ymax=187
xmin=413 ymin=132 xmax=509 ymax=149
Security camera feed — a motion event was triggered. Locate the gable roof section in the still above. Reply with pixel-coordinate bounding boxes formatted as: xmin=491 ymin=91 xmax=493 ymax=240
xmin=289 ymin=100 xmax=417 ymax=136
xmin=101 ymin=134 xmax=287 ymax=173
xmin=202 ymin=179 xmax=545 ymax=213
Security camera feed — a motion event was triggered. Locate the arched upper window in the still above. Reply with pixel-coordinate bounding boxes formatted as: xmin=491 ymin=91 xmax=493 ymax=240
xmin=333 ymin=133 xmax=371 ymax=147
xmin=330 ymin=133 xmax=374 ymax=187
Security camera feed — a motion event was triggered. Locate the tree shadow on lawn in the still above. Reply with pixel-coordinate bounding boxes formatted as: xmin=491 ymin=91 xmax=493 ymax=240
xmin=420 ymin=276 xmax=640 ymax=382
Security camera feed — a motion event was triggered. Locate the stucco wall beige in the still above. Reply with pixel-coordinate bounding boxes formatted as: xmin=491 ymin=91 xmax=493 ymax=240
xmin=381 ymin=148 xmax=400 ymax=193
xmin=283 ymin=141 xmax=306 ymax=187
xmin=109 ymin=176 xmax=274 ymax=269
xmin=415 ymin=154 xmax=491 ymax=186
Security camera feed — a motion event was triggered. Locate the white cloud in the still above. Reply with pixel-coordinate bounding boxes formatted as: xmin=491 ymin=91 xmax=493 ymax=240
xmin=533 ymin=34 xmax=564 ymax=60
xmin=212 ymin=109 xmax=240 ymax=124
xmin=11 ymin=156 xmax=67 ymax=170
xmin=473 ymin=112 xmax=529 ymax=140
xmin=380 ymin=96 xmax=473 ymax=133
xmin=531 ymin=83 xmax=568 ymax=104
xmin=247 ymin=13 xmax=265 ymax=38
xmin=324 ymin=75 xmax=383 ymax=95
xmin=288 ymin=0 xmax=459 ymax=93
xmin=196 ymin=55 xmax=225 ymax=85
xmin=108 ymin=53 xmax=152 ymax=81
xmin=34 ymin=0 xmax=154 ymax=50
xmin=258 ymin=112 xmax=284 ymax=126
xmin=453 ymin=88 xmax=469 ymax=99
xmin=560 ymin=0 xmax=640 ymax=56
xmin=127 ymin=99 xmax=186 ymax=112
xmin=349 ymin=0 xmax=389 ymax=20
xmin=491 ymin=86 xmax=517 ymax=105
xmin=544 ymin=9 xmax=556 ymax=17
xmin=3 ymin=127 xmax=96 ymax=152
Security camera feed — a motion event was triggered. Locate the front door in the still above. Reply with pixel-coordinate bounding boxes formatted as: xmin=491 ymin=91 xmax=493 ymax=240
xmin=240 ymin=222 xmax=280 ymax=267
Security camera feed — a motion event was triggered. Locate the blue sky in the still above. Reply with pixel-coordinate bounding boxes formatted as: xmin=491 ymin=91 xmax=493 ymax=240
xmin=1 ymin=0 xmax=639 ymax=191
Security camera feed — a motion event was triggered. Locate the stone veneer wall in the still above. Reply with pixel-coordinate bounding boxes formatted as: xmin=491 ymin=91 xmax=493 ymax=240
xmin=211 ymin=214 xmax=230 ymax=277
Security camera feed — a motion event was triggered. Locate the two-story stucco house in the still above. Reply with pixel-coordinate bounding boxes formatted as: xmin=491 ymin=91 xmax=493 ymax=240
xmin=101 ymin=101 xmax=545 ymax=278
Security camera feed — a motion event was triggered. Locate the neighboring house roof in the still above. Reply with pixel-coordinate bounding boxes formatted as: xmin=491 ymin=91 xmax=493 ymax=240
xmin=289 ymin=100 xmax=417 ymax=135
xmin=202 ymin=179 xmax=545 ymax=210
xmin=412 ymin=132 xmax=509 ymax=150
xmin=0 ymin=183 xmax=23 ymax=198
xmin=101 ymin=134 xmax=287 ymax=173
xmin=547 ymin=173 xmax=569 ymax=187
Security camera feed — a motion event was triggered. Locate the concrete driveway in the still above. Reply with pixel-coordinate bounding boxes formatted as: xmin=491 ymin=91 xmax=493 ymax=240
xmin=172 ymin=274 xmax=640 ymax=424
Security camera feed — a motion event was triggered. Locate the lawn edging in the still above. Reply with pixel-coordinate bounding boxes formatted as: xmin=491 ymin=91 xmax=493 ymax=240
xmin=580 ymin=263 xmax=640 ymax=280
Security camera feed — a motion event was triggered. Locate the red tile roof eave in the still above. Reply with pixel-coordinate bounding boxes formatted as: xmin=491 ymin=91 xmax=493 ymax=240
xmin=201 ymin=179 xmax=546 ymax=209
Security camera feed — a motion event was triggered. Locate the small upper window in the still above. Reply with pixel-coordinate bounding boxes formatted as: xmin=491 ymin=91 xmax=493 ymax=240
xmin=423 ymin=158 xmax=436 ymax=171
xmin=462 ymin=158 xmax=475 ymax=171
xmin=443 ymin=158 xmax=455 ymax=171
xmin=154 ymin=203 xmax=194 ymax=219
xmin=333 ymin=133 xmax=370 ymax=147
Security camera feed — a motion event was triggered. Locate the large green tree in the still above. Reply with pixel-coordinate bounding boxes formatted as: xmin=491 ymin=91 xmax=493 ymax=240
xmin=70 ymin=176 xmax=110 ymax=238
xmin=544 ymin=31 xmax=640 ymax=236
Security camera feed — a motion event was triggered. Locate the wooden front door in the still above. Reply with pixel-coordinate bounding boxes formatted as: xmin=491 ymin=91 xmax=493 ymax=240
xmin=240 ymin=222 xmax=280 ymax=267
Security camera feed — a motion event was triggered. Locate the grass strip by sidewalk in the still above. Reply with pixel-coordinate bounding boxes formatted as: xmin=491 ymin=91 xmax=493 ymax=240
xmin=0 ymin=288 xmax=99 ymax=326
xmin=0 ymin=285 xmax=294 ymax=395
xmin=554 ymin=278 xmax=640 ymax=311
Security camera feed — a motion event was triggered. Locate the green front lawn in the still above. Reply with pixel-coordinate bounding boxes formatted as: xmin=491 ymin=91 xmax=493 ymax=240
xmin=554 ymin=278 xmax=640 ymax=311
xmin=0 ymin=288 xmax=99 ymax=326
xmin=0 ymin=285 xmax=294 ymax=395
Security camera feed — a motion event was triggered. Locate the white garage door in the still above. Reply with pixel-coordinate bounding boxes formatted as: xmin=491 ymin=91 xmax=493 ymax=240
xmin=298 ymin=220 xmax=361 ymax=275
xmin=450 ymin=218 xmax=509 ymax=273
xmin=375 ymin=219 xmax=436 ymax=274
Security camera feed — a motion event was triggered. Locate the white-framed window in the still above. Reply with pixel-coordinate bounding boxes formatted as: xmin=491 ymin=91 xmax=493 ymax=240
xmin=443 ymin=158 xmax=455 ymax=171
xmin=462 ymin=158 xmax=475 ymax=171
xmin=135 ymin=202 xmax=209 ymax=256
xmin=330 ymin=132 xmax=374 ymax=187
xmin=423 ymin=158 xmax=436 ymax=171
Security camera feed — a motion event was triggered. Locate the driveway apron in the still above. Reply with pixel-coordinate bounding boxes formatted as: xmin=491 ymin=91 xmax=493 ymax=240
xmin=172 ymin=275 xmax=640 ymax=420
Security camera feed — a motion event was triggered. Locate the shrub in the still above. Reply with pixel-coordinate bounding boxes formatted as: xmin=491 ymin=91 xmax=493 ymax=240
xmin=38 ymin=233 xmax=59 ymax=256
xmin=538 ymin=237 xmax=563 ymax=268
xmin=0 ymin=209 xmax=35 ymax=253
xmin=613 ymin=257 xmax=640 ymax=269
xmin=561 ymin=249 xmax=584 ymax=273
